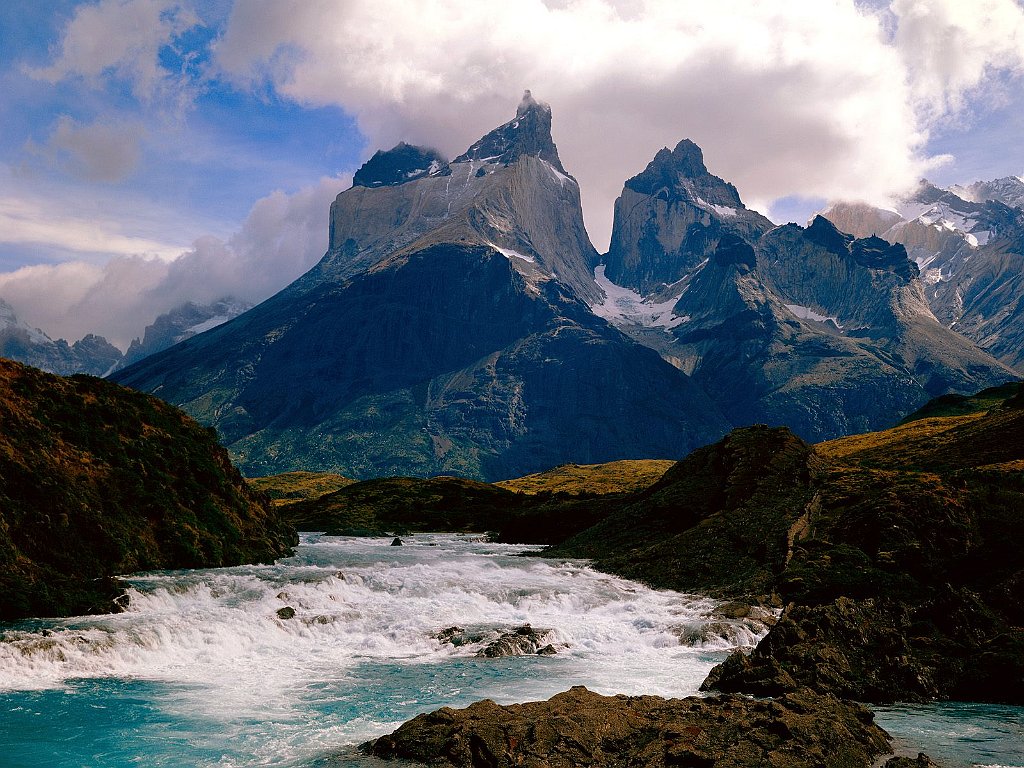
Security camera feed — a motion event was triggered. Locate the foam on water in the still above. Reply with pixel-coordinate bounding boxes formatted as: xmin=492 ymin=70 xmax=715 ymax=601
xmin=0 ymin=534 xmax=763 ymax=767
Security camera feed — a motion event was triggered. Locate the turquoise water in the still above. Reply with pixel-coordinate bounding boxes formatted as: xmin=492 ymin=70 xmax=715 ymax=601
xmin=1 ymin=534 xmax=1020 ymax=767
xmin=875 ymin=702 xmax=1024 ymax=768
xmin=0 ymin=534 xmax=750 ymax=767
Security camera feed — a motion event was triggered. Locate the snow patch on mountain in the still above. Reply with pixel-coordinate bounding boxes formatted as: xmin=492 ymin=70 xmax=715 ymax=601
xmin=488 ymin=243 xmax=535 ymax=263
xmin=0 ymin=300 xmax=50 ymax=345
xmin=591 ymin=265 xmax=687 ymax=332
xmin=784 ymin=304 xmax=843 ymax=329
xmin=183 ymin=314 xmax=236 ymax=337
xmin=694 ymin=196 xmax=739 ymax=218
xmin=543 ymin=159 xmax=575 ymax=187
xmin=898 ymin=201 xmax=991 ymax=248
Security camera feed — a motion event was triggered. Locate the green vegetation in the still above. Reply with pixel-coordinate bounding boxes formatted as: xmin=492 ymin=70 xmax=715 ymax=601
xmin=897 ymin=381 xmax=1021 ymax=424
xmin=530 ymin=385 xmax=1024 ymax=704
xmin=247 ymin=471 xmax=355 ymax=505
xmin=286 ymin=476 xmax=525 ymax=535
xmin=0 ymin=358 xmax=296 ymax=621
xmin=495 ymin=459 xmax=673 ymax=495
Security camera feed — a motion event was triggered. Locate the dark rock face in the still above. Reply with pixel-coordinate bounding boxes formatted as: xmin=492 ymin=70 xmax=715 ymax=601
xmin=0 ymin=358 xmax=296 ymax=621
xmin=353 ymin=142 xmax=449 ymax=188
xmin=363 ymin=685 xmax=897 ymax=768
xmin=116 ymin=244 xmax=727 ymax=481
xmin=0 ymin=300 xmax=121 ymax=377
xmin=572 ymin=395 xmax=1024 ymax=705
xmin=604 ymin=139 xmax=773 ymax=293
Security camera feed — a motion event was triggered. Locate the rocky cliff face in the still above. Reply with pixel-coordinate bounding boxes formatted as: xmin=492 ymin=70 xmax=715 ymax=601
xmin=0 ymin=358 xmax=296 ymax=621
xmin=824 ymin=182 xmax=1024 ymax=371
xmin=595 ymin=150 xmax=1016 ymax=441
xmin=604 ymin=139 xmax=773 ymax=294
xmin=0 ymin=299 xmax=122 ymax=376
xmin=312 ymin=91 xmax=600 ymax=305
xmin=116 ymin=240 xmax=729 ymax=481
xmin=547 ymin=388 xmax=1024 ymax=705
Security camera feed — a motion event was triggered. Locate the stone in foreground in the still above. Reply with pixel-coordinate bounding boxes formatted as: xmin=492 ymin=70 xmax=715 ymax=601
xmin=362 ymin=685 xmax=903 ymax=767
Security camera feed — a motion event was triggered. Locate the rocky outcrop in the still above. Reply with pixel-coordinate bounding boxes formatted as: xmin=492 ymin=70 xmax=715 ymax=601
xmin=362 ymin=685 xmax=901 ymax=768
xmin=544 ymin=388 xmax=1024 ymax=705
xmin=476 ymin=625 xmax=557 ymax=658
xmin=548 ymin=426 xmax=818 ymax=599
xmin=0 ymin=358 xmax=297 ymax=621
xmin=0 ymin=299 xmax=122 ymax=377
xmin=604 ymin=139 xmax=773 ymax=293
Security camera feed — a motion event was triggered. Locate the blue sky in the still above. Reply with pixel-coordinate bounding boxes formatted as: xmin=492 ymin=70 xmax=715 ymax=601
xmin=1 ymin=0 xmax=1023 ymax=346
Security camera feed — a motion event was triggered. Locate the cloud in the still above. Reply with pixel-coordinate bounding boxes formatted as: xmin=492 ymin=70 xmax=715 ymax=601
xmin=892 ymin=0 xmax=1024 ymax=119
xmin=0 ymin=192 xmax=183 ymax=260
xmin=210 ymin=0 xmax=1024 ymax=249
xmin=0 ymin=176 xmax=345 ymax=348
xmin=27 ymin=0 xmax=201 ymax=105
xmin=27 ymin=115 xmax=145 ymax=182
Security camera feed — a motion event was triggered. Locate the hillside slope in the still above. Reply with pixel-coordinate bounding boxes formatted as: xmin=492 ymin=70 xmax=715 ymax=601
xmin=552 ymin=389 xmax=1024 ymax=703
xmin=0 ymin=358 xmax=296 ymax=621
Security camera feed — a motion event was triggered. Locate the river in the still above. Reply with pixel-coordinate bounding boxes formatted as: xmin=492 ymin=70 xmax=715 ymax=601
xmin=0 ymin=534 xmax=1020 ymax=767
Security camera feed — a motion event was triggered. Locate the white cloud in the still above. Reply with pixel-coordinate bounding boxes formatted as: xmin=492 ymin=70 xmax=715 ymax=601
xmin=0 ymin=193 xmax=183 ymax=260
xmin=27 ymin=115 xmax=145 ymax=182
xmin=27 ymin=0 xmax=201 ymax=104
xmin=0 ymin=176 xmax=345 ymax=347
xmin=892 ymin=0 xmax=1024 ymax=119
xmin=210 ymin=0 xmax=1024 ymax=249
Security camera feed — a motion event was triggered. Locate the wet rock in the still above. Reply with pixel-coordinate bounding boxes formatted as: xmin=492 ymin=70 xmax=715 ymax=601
xmin=391 ymin=537 xmax=403 ymax=546
xmin=363 ymin=685 xmax=898 ymax=767
xmin=884 ymin=755 xmax=941 ymax=768
xmin=276 ymin=606 xmax=296 ymax=620
xmin=477 ymin=624 xmax=555 ymax=657
xmin=435 ymin=626 xmax=487 ymax=648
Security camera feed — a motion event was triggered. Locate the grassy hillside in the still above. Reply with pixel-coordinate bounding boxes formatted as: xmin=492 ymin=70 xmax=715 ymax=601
xmin=897 ymin=381 xmax=1021 ymax=424
xmin=495 ymin=459 xmax=673 ymax=495
xmin=0 ymin=358 xmax=297 ymax=621
xmin=247 ymin=471 xmax=355 ymax=505
xmin=544 ymin=389 xmax=1024 ymax=704
xmin=286 ymin=476 xmax=526 ymax=535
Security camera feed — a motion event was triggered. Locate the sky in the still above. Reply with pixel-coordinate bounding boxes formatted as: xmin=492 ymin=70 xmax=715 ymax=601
xmin=1 ymin=0 xmax=1023 ymax=348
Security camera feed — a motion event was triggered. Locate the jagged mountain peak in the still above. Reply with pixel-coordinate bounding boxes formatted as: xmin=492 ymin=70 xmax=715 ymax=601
xmin=802 ymin=215 xmax=915 ymax=279
xmin=625 ymin=138 xmax=741 ymax=209
xmin=453 ymin=90 xmax=566 ymax=173
xmin=804 ymin=214 xmax=853 ymax=253
xmin=352 ymin=143 xmax=449 ymax=188
xmin=950 ymin=175 xmax=1024 ymax=209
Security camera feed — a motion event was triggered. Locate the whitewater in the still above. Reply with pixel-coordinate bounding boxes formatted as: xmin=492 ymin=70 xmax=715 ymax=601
xmin=1 ymin=534 xmax=1020 ymax=767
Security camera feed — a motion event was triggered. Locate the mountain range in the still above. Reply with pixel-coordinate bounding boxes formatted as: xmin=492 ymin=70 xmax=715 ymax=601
xmin=0 ymin=297 xmax=249 ymax=377
xmin=824 ymin=178 xmax=1024 ymax=370
xmin=92 ymin=93 xmax=1021 ymax=480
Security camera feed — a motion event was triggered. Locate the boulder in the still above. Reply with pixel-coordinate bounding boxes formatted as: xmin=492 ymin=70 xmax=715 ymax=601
xmin=363 ymin=685 xmax=904 ymax=767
